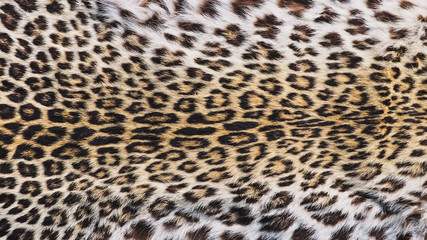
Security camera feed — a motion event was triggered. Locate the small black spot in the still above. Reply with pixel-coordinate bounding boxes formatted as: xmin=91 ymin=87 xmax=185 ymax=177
xmin=367 ymin=0 xmax=382 ymax=9
xmin=3 ymin=122 xmax=23 ymax=133
xmin=7 ymin=228 xmax=34 ymax=240
xmin=331 ymin=226 xmax=354 ymax=240
xmin=54 ymin=20 xmax=69 ymax=32
xmin=232 ymin=0 xmax=263 ymax=18
xmin=410 ymin=149 xmax=424 ymax=157
xmin=178 ymin=21 xmax=205 ymax=33
xmin=397 ymin=233 xmax=413 ymax=240
xmin=312 ymin=211 xmax=347 ymax=225
xmin=200 ymin=0 xmax=219 ymax=17
xmin=63 ymin=193 xmax=82 ymax=206
xmin=260 ymin=212 xmax=295 ymax=231
xmin=320 ymin=32 xmax=343 ymax=47
xmin=0 ymin=104 xmax=15 ymax=119
xmin=174 ymin=127 xmax=216 ymax=136
xmin=128 ymin=220 xmax=154 ymax=240
xmin=40 ymin=229 xmax=59 ymax=240
xmin=15 ymin=0 xmax=38 ymax=12
xmin=291 ymin=226 xmax=315 ymax=240
xmin=0 ymin=218 xmax=10 ymax=237
xmin=46 ymin=1 xmax=63 ymax=14
xmin=100 ymin=126 xmax=125 ymax=135
xmin=35 ymin=135 xmax=59 ymax=146
xmin=89 ymin=136 xmax=121 ymax=146
xmin=224 ymin=121 xmax=259 ymax=131
xmin=48 ymin=127 xmax=66 ymax=137
xmin=369 ymin=227 xmax=387 ymax=240
xmin=9 ymin=63 xmax=26 ymax=80
xmin=218 ymin=206 xmax=254 ymax=225
xmin=0 ymin=162 xmax=12 ymax=173
xmin=220 ymin=231 xmax=246 ymax=240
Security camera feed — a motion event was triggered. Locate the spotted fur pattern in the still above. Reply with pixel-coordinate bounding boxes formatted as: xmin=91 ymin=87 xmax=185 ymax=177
xmin=0 ymin=0 xmax=427 ymax=239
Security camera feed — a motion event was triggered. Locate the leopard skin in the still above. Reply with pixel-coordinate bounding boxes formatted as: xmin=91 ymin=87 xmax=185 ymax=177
xmin=0 ymin=0 xmax=426 ymax=239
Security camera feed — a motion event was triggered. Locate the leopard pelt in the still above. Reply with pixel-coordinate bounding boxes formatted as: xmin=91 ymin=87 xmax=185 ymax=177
xmin=0 ymin=0 xmax=426 ymax=239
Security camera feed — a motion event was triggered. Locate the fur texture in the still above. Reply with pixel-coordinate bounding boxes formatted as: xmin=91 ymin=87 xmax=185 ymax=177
xmin=0 ymin=0 xmax=426 ymax=239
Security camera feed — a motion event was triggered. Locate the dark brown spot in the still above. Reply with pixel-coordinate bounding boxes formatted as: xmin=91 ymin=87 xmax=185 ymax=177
xmin=260 ymin=211 xmax=295 ymax=231
xmin=410 ymin=149 xmax=424 ymax=157
xmin=377 ymin=177 xmax=405 ymax=192
xmin=369 ymin=227 xmax=387 ymax=240
xmin=178 ymin=21 xmax=205 ymax=32
xmin=291 ymin=226 xmax=315 ymax=240
xmin=143 ymin=14 xmax=164 ymax=29
xmin=200 ymin=0 xmax=219 ymax=17
xmin=279 ymin=0 xmax=313 ymax=8
xmin=232 ymin=0 xmax=263 ymax=17
xmin=128 ymin=220 xmax=154 ymax=240
xmin=320 ymin=32 xmax=343 ymax=47
xmin=220 ymin=231 xmax=246 ymax=240
xmin=400 ymin=0 xmax=414 ymax=9
xmin=375 ymin=11 xmax=400 ymax=22
xmin=331 ymin=226 xmax=354 ymax=240
xmin=389 ymin=28 xmax=408 ymax=39
xmin=367 ymin=0 xmax=382 ymax=9
xmin=312 ymin=211 xmax=347 ymax=225
xmin=278 ymin=0 xmax=313 ymax=16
